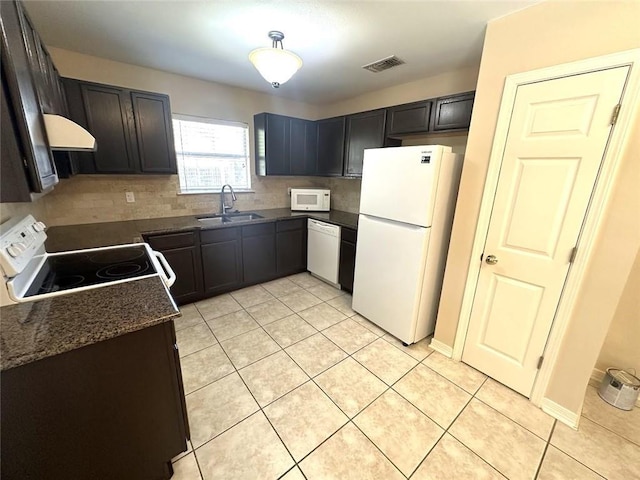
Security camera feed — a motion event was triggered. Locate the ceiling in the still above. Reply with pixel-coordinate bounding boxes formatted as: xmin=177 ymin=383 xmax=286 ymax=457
xmin=24 ymin=1 xmax=539 ymax=105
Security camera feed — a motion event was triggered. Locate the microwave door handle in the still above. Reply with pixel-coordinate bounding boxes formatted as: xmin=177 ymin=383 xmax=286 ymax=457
xmin=153 ymin=251 xmax=176 ymax=287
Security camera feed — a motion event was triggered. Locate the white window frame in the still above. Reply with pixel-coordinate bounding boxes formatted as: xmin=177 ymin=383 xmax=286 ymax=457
xmin=172 ymin=114 xmax=252 ymax=194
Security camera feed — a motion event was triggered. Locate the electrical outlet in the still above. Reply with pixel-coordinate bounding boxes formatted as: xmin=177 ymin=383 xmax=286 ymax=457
xmin=287 ymin=187 xmax=292 ymax=196
xmin=125 ymin=191 xmax=135 ymax=203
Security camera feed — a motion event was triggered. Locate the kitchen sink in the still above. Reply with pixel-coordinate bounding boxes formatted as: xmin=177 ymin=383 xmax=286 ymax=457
xmin=224 ymin=213 xmax=264 ymax=222
xmin=197 ymin=215 xmax=231 ymax=224
xmin=197 ymin=212 xmax=264 ymax=223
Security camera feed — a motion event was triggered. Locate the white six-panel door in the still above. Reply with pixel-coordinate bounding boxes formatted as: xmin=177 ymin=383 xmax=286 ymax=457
xmin=462 ymin=66 xmax=629 ymax=396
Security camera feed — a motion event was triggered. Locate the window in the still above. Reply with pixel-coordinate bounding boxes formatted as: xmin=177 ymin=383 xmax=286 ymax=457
xmin=172 ymin=115 xmax=251 ymax=193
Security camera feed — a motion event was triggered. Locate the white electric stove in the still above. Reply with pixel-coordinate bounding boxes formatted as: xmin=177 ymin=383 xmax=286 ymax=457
xmin=0 ymin=215 xmax=176 ymax=306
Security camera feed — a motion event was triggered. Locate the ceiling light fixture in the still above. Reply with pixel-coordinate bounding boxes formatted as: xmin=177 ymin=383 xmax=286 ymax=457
xmin=249 ymin=31 xmax=302 ymax=88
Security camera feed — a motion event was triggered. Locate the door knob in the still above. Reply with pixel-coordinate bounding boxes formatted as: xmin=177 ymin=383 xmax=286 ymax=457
xmin=485 ymin=255 xmax=498 ymax=265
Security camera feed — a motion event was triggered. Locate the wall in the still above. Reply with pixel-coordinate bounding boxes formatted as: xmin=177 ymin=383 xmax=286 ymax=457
xmin=0 ymin=200 xmax=48 ymax=224
xmin=318 ymin=67 xmax=479 ymax=118
xmin=3 ymin=50 xmax=478 ymax=226
xmin=310 ymin=66 xmax=478 ymax=213
xmin=30 ymin=48 xmax=324 ymax=225
xmin=433 ymin=0 xmax=640 ymax=415
xmin=594 ymin=249 xmax=640 ymax=380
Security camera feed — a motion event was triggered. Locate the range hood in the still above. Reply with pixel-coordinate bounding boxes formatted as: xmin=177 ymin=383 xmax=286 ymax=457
xmin=42 ymin=114 xmax=97 ymax=151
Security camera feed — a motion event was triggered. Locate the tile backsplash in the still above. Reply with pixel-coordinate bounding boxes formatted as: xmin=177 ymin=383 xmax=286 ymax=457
xmin=1 ymin=174 xmax=362 ymax=227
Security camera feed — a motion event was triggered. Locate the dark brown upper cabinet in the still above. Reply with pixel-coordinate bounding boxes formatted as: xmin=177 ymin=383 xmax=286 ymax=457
xmin=131 ymin=92 xmax=177 ymax=174
xmin=254 ymin=112 xmax=316 ymax=176
xmin=386 ymin=100 xmax=432 ymax=135
xmin=431 ymin=91 xmax=475 ymax=132
xmin=1 ymin=71 xmax=32 ymax=202
xmin=316 ymin=116 xmax=345 ymax=176
xmin=290 ymin=117 xmax=317 ymax=176
xmin=254 ymin=90 xmax=474 ymax=179
xmin=254 ymin=112 xmax=289 ymax=175
xmin=63 ymin=78 xmax=177 ymax=175
xmin=344 ymin=109 xmax=386 ymax=177
xmin=80 ymin=83 xmax=139 ymax=174
xmin=1 ymin=0 xmax=60 ymax=200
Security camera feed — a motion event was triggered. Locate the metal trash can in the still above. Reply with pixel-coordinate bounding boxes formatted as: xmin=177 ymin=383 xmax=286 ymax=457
xmin=598 ymin=368 xmax=640 ymax=411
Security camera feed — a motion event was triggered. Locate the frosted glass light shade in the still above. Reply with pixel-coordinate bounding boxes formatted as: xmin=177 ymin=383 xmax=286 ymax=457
xmin=249 ymin=47 xmax=302 ymax=87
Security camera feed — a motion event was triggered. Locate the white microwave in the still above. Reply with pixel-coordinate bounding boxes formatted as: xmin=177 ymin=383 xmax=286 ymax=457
xmin=291 ymin=188 xmax=330 ymax=211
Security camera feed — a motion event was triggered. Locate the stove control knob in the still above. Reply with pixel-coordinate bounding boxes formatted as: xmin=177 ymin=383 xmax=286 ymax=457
xmin=32 ymin=222 xmax=46 ymax=232
xmin=7 ymin=243 xmax=25 ymax=258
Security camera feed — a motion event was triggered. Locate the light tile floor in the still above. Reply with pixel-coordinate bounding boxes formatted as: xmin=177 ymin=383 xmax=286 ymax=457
xmin=172 ymin=272 xmax=640 ymax=480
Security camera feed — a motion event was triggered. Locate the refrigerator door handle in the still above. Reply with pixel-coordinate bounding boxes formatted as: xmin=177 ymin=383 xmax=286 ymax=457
xmin=360 ymin=214 xmax=426 ymax=231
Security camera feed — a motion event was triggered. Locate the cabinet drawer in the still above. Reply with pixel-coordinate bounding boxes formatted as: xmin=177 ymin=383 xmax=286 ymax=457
xmin=242 ymin=222 xmax=275 ymax=238
xmin=341 ymin=227 xmax=357 ymax=244
xmin=146 ymin=231 xmax=195 ymax=250
xmin=277 ymin=218 xmax=306 ymax=232
xmin=200 ymin=227 xmax=240 ymax=245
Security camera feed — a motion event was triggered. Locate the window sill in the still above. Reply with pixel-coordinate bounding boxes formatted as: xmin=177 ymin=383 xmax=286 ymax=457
xmin=177 ymin=190 xmax=255 ymax=195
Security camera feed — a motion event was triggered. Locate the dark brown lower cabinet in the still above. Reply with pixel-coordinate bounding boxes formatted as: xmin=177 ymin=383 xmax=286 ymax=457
xmin=1 ymin=321 xmax=189 ymax=480
xmin=276 ymin=218 xmax=307 ymax=275
xmin=339 ymin=227 xmax=357 ymax=292
xmin=242 ymin=223 xmax=277 ymax=284
xmin=145 ymin=231 xmax=204 ymax=305
xmin=142 ymin=219 xmax=316 ymax=302
xmin=201 ymin=227 xmax=243 ymax=295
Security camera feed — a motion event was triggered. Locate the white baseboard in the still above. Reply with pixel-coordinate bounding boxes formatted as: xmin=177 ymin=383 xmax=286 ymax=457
xmin=429 ymin=338 xmax=453 ymax=358
xmin=540 ymin=398 xmax=580 ymax=430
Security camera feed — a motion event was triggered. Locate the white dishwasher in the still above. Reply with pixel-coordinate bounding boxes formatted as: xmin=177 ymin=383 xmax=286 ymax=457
xmin=307 ymin=219 xmax=341 ymax=287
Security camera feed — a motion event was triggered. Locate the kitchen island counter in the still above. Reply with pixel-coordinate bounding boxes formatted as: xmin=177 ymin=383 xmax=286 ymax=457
xmin=0 ymin=276 xmax=179 ymax=371
xmin=45 ymin=208 xmax=359 ymax=252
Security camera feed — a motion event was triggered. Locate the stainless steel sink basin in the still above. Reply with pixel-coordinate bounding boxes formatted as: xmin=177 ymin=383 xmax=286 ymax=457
xmin=225 ymin=213 xmax=264 ymax=222
xmin=196 ymin=215 xmax=231 ymax=224
xmin=197 ymin=213 xmax=264 ymax=223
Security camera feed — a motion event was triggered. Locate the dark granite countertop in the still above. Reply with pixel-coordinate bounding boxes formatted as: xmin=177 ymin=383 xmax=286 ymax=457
xmin=2 ymin=208 xmax=356 ymax=371
xmin=46 ymin=208 xmax=359 ymax=252
xmin=0 ymin=276 xmax=179 ymax=371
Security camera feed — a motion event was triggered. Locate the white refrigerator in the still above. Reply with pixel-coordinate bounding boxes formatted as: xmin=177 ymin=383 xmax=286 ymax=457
xmin=352 ymin=145 xmax=463 ymax=345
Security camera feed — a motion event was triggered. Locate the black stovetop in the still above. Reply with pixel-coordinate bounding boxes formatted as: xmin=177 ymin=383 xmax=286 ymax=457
xmin=25 ymin=245 xmax=156 ymax=297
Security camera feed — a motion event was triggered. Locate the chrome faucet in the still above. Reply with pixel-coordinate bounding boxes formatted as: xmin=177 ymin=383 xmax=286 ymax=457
xmin=220 ymin=184 xmax=237 ymax=215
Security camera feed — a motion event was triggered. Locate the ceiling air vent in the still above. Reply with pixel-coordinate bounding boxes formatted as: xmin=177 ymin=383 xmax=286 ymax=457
xmin=362 ymin=55 xmax=405 ymax=73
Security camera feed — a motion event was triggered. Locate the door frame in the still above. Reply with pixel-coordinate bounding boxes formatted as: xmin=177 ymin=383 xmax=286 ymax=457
xmin=452 ymin=49 xmax=640 ymax=414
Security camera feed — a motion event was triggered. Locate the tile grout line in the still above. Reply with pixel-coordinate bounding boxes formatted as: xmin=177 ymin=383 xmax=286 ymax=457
xmin=418 ymin=377 xmax=489 ymax=468
xmin=190 ymin=309 xmax=304 ymax=476
xmin=181 ymin=277 xmax=505 ymax=479
xmin=298 ymin=334 xmax=450 ymax=478
xmin=469 ymin=393 xmax=555 ymax=444
xmin=186 ymin=282 xmax=636 ymax=480
xmin=533 ymin=420 xmax=556 ymax=479
xmin=546 ymin=419 xmax=618 ymax=480
xmin=181 ymin=277 xmax=341 ymax=475
xmin=257 ymin=304 xmax=413 ymax=477
xmin=407 ymin=375 xmax=512 ymax=480
xmin=195 ymin=281 xmax=356 ymax=475
xmin=186 ymin=288 xmax=442 ymax=478
xmin=580 ymin=411 xmax=640 ymax=448
xmin=211 ymin=285 xmax=444 ymax=477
